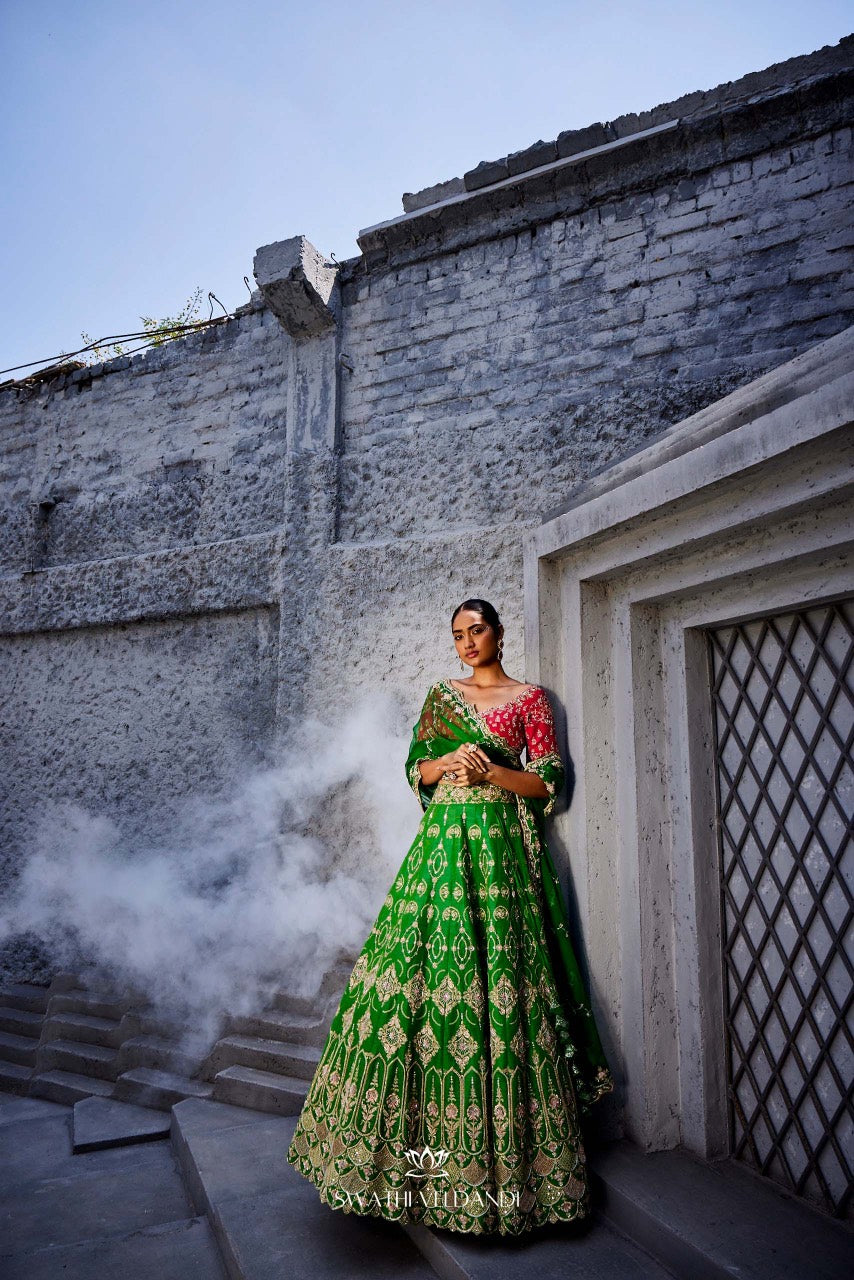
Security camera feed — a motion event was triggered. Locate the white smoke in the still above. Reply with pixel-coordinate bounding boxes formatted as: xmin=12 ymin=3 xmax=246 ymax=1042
xmin=0 ymin=688 xmax=420 ymax=1055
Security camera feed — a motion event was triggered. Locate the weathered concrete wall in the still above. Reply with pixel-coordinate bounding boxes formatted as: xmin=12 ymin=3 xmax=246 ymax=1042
xmin=0 ymin=605 xmax=279 ymax=866
xmin=0 ymin=308 xmax=290 ymax=571
xmin=1 ymin=38 xmax=852 ymax=955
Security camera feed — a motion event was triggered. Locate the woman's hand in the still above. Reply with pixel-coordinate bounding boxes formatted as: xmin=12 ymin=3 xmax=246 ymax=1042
xmin=443 ymin=743 xmax=492 ymax=786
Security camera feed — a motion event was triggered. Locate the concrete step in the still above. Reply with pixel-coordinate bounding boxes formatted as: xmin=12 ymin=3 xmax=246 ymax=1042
xmin=133 ymin=1009 xmax=195 ymax=1038
xmin=318 ymin=959 xmax=359 ymax=992
xmin=590 ymin=1138 xmax=854 ymax=1280
xmin=117 ymin=1033 xmax=207 ymax=1078
xmin=71 ymin=1095 xmax=172 ymax=1152
xmin=206 ymin=1033 xmax=322 ymax=1080
xmin=0 ymin=1004 xmax=43 ymax=1036
xmin=38 ymin=1036 xmax=120 ymax=1081
xmin=0 ymin=1090 xmax=227 ymax=1279
xmin=0 ymin=1059 xmax=33 ymax=1093
xmin=269 ymin=963 xmax=352 ymax=1018
xmin=172 ymin=1097 xmax=437 ymax=1279
xmin=1 ymin=1214 xmax=227 ymax=1280
xmin=405 ymin=1215 xmax=679 ymax=1279
xmin=29 ymin=1068 xmax=115 ymax=1104
xmin=0 ymin=1028 xmax=40 ymax=1066
xmin=41 ymin=1008 xmax=126 ymax=1048
xmin=0 ymin=981 xmax=51 ymax=1013
xmin=270 ymin=989 xmax=331 ymax=1018
xmin=0 ymin=1092 xmax=68 ymax=1122
xmin=47 ymin=988 xmax=140 ymax=1020
xmin=112 ymin=1066 xmax=214 ymax=1110
xmin=212 ymin=1063 xmax=311 ymax=1115
xmin=225 ymin=1007 xmax=332 ymax=1048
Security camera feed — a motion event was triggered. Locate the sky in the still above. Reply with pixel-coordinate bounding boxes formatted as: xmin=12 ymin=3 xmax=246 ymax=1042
xmin=0 ymin=0 xmax=850 ymax=378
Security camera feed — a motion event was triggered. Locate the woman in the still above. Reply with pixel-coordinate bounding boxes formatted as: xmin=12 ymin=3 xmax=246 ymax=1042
xmin=286 ymin=598 xmax=614 ymax=1236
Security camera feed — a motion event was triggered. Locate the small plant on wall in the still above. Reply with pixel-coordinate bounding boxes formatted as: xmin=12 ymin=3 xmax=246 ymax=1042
xmin=76 ymin=286 xmax=205 ymax=364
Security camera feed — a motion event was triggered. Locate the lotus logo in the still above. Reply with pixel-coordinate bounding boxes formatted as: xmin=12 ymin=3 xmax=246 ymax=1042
xmin=403 ymin=1144 xmax=451 ymax=1179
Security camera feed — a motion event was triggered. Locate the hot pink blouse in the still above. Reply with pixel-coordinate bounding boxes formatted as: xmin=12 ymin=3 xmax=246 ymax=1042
xmin=450 ymin=682 xmax=559 ymax=763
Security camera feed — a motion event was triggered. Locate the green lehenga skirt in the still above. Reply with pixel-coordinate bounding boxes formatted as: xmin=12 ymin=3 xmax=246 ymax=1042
xmin=286 ymin=682 xmax=615 ymax=1236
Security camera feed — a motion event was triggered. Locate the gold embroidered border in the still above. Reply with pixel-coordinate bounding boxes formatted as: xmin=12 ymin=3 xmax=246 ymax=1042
xmin=430 ymin=778 xmax=517 ymax=805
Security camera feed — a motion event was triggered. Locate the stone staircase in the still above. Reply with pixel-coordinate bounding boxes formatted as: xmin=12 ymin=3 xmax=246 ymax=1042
xmin=25 ymin=976 xmax=213 ymax=1108
xmin=0 ymin=980 xmax=49 ymax=1094
xmin=0 ymin=957 xmax=355 ymax=1114
xmin=203 ymin=958 xmax=355 ymax=1114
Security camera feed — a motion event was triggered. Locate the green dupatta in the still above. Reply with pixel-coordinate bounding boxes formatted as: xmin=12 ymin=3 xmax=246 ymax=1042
xmin=404 ymin=679 xmax=615 ymax=1116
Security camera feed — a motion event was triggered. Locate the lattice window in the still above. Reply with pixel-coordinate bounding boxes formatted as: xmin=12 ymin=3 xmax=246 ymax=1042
xmin=707 ymin=599 xmax=853 ymax=1220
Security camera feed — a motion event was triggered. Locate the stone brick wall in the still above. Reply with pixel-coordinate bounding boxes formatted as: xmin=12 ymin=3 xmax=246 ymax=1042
xmin=340 ymin=52 xmax=853 ymax=543
xmin=0 ymin=304 xmax=289 ymax=573
xmin=1 ymin=37 xmax=852 ymax=906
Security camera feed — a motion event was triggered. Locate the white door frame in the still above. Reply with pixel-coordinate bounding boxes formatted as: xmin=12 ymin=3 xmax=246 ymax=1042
xmin=522 ymin=327 xmax=854 ymax=1154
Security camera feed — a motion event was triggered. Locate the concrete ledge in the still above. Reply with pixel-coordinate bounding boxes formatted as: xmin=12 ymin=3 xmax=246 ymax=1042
xmin=591 ymin=1139 xmax=854 ymax=1280
xmin=358 ymin=118 xmax=678 ymax=243
xmin=0 ymin=530 xmax=282 ymax=636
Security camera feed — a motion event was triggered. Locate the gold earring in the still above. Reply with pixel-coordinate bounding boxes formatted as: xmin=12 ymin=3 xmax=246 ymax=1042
xmin=459 ymin=656 xmax=466 ymax=670
xmin=498 ymin=638 xmax=504 ymax=659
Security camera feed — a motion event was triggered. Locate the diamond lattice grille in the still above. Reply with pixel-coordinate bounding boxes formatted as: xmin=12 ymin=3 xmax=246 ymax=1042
xmin=707 ymin=600 xmax=853 ymax=1220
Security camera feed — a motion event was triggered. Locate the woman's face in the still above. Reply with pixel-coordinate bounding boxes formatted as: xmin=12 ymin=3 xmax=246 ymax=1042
xmin=451 ymin=610 xmax=501 ymax=667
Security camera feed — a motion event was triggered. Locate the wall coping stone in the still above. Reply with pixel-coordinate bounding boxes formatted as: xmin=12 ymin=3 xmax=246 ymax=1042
xmin=398 ymin=35 xmax=853 ymax=214
xmin=354 ymin=38 xmax=853 ymax=273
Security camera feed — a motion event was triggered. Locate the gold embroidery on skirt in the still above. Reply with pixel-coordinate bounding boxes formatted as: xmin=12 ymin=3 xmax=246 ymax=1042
xmin=287 ymin=753 xmax=599 ymax=1236
xmin=430 ymin=778 xmax=517 ymax=804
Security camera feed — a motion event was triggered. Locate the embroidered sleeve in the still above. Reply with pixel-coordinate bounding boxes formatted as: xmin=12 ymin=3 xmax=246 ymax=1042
xmin=404 ymin=684 xmax=444 ymax=811
xmin=522 ymin=687 xmax=565 ymax=819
